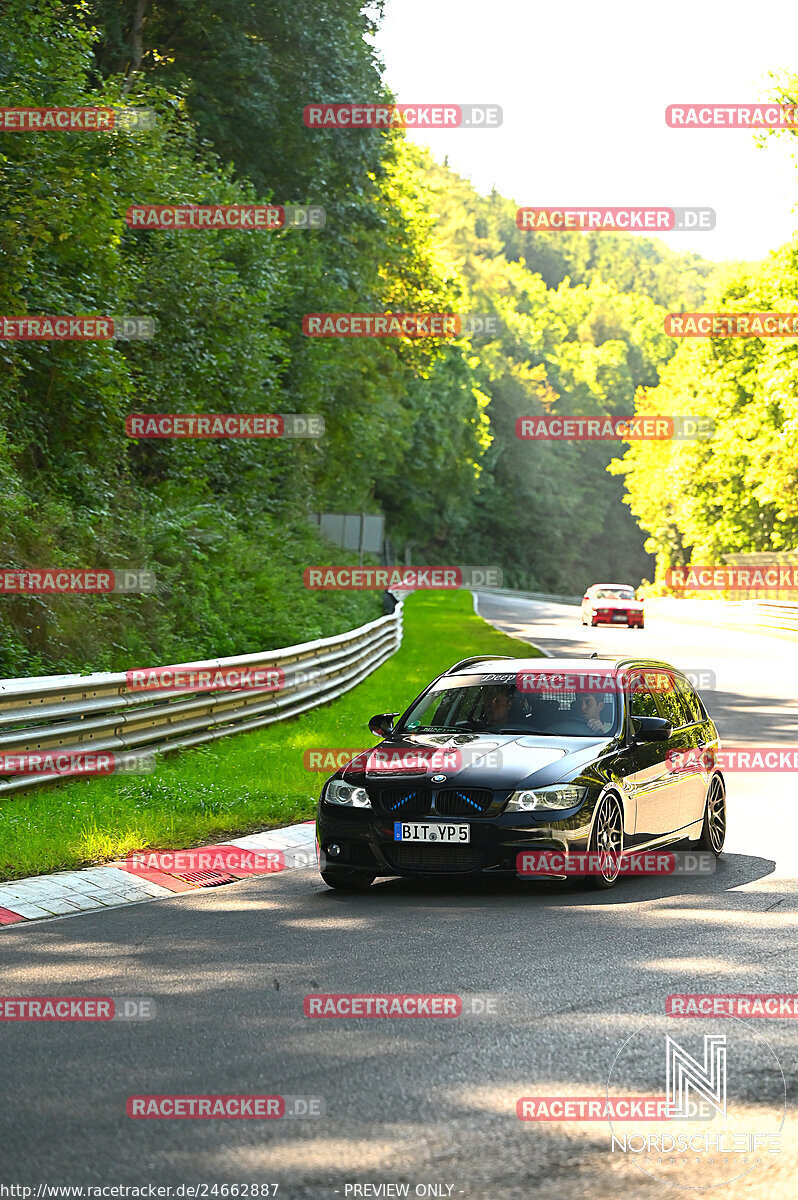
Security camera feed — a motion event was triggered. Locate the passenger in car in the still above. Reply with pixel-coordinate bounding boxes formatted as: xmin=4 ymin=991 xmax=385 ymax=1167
xmin=576 ymin=692 xmax=613 ymax=733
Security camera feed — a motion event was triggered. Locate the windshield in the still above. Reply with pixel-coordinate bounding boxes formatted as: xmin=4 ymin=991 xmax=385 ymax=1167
xmin=401 ymin=681 xmax=619 ymax=738
xmin=594 ymin=588 xmax=635 ymax=600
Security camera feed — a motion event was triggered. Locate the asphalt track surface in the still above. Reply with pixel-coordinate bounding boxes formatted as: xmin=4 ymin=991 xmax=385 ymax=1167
xmin=1 ymin=595 xmax=797 ymax=1199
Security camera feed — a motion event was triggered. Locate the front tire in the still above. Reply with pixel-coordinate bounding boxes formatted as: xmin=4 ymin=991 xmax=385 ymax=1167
xmin=320 ymin=867 xmax=375 ymax=891
xmin=695 ymin=775 xmax=726 ymax=855
xmin=586 ymin=792 xmax=624 ymax=889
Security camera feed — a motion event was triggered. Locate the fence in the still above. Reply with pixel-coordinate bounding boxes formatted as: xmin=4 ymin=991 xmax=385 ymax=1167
xmin=476 ymin=586 xmax=583 ymax=606
xmin=750 ymin=601 xmax=798 ymax=631
xmin=644 ymin=596 xmax=798 ymax=633
xmin=0 ymin=603 xmax=403 ymax=796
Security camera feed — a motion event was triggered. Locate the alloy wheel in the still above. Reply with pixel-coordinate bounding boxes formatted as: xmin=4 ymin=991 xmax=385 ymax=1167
xmin=593 ymin=793 xmax=623 ymax=884
xmin=706 ymin=776 xmax=726 ymax=854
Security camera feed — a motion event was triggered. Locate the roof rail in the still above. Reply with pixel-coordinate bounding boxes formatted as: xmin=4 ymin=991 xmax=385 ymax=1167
xmin=444 ymin=655 xmax=514 ymax=675
xmin=615 ymin=657 xmax=674 ymax=670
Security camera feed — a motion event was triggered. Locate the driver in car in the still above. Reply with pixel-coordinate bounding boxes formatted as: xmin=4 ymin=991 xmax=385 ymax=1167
xmin=576 ymin=692 xmax=613 ymax=733
xmin=480 ymin=684 xmax=514 ymax=728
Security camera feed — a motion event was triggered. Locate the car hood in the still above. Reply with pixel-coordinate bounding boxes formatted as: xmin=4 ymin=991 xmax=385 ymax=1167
xmin=338 ymin=731 xmax=612 ymax=791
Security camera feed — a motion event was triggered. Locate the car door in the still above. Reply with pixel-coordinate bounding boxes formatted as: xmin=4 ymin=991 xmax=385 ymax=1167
xmin=672 ymin=674 xmax=715 ymax=829
xmin=619 ymin=680 xmax=683 ymax=843
xmin=648 ymin=672 xmax=699 ymax=833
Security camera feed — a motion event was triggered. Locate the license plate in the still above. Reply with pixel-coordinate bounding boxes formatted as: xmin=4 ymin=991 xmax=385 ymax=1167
xmin=393 ymin=822 xmax=470 ymax=843
xmin=612 ymin=613 xmax=627 ymax=621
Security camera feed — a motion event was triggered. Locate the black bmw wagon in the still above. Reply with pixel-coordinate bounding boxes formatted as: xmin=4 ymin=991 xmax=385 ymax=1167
xmin=315 ymin=655 xmax=726 ymax=890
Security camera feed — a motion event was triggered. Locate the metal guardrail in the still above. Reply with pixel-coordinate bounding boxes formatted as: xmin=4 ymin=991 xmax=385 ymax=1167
xmin=617 ymin=596 xmax=798 ymax=634
xmin=643 ymin=597 xmax=750 ymax=623
xmin=476 ymin=586 xmax=583 ymax=606
xmin=752 ymin=601 xmax=798 ymax=631
xmin=0 ymin=603 xmax=403 ymax=796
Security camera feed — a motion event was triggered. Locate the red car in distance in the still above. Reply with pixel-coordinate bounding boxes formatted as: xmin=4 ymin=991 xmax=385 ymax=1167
xmin=581 ymin=583 xmax=644 ymax=628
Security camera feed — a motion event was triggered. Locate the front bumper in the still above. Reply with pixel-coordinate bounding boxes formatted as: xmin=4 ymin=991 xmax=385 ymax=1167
xmin=316 ymin=806 xmax=593 ymax=876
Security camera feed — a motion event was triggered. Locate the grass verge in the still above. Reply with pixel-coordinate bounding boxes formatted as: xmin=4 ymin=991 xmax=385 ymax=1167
xmin=0 ymin=591 xmax=542 ymax=880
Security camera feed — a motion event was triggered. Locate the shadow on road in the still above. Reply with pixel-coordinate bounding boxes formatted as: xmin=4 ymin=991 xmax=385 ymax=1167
xmin=316 ymin=850 xmax=776 ymax=908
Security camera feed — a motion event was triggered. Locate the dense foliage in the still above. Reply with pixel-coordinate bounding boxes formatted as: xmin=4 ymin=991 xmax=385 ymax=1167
xmin=612 ymin=239 xmax=798 ymax=581
xmin=0 ymin=0 xmax=725 ymax=674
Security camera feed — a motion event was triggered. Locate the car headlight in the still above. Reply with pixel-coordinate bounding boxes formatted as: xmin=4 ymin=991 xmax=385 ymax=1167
xmin=505 ymin=785 xmax=585 ymax=813
xmin=324 ymin=780 xmax=372 ymax=808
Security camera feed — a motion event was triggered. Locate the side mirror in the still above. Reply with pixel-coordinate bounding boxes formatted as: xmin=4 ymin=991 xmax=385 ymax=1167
xmin=368 ymin=712 xmax=398 ymax=738
xmin=632 ymin=715 xmax=672 ymax=742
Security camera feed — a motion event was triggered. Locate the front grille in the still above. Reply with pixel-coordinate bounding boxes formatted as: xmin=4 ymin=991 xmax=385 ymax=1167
xmin=376 ymin=786 xmax=494 ymax=819
xmin=386 ymin=844 xmax=484 ymax=873
xmin=341 ymin=842 xmax=379 ymax=867
xmin=434 ymin=788 xmax=493 ymax=817
xmin=378 ymin=787 xmax=433 ymax=818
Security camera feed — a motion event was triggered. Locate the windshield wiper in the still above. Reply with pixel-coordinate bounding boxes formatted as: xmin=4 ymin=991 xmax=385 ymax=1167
xmin=494 ymin=726 xmax=548 ymax=734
